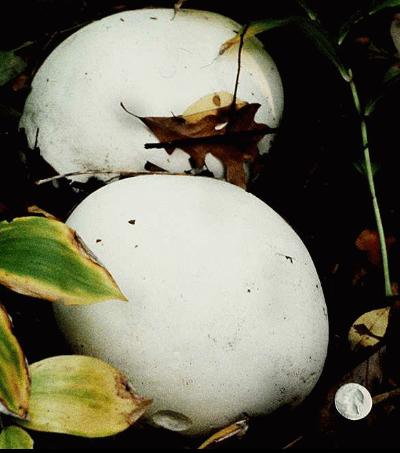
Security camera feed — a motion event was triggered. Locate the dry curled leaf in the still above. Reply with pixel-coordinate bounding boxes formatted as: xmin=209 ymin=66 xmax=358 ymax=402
xmin=198 ymin=418 xmax=249 ymax=449
xmin=124 ymin=93 xmax=275 ymax=188
xmin=348 ymin=307 xmax=390 ymax=351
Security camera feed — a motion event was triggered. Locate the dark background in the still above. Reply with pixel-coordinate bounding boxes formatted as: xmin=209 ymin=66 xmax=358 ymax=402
xmin=1 ymin=0 xmax=400 ymax=449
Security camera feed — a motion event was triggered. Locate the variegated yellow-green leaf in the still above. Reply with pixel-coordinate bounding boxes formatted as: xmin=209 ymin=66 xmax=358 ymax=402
xmin=16 ymin=356 xmax=151 ymax=438
xmin=0 ymin=426 xmax=33 ymax=449
xmin=0 ymin=217 xmax=127 ymax=305
xmin=0 ymin=305 xmax=30 ymax=419
xmin=348 ymin=307 xmax=390 ymax=351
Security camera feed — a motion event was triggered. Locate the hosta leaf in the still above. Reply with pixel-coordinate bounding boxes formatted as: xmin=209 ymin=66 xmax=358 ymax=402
xmin=348 ymin=307 xmax=390 ymax=351
xmin=0 ymin=426 xmax=33 ymax=449
xmin=0 ymin=305 xmax=30 ymax=419
xmin=16 ymin=355 xmax=152 ymax=438
xmin=0 ymin=217 xmax=127 ymax=305
xmin=0 ymin=50 xmax=26 ymax=87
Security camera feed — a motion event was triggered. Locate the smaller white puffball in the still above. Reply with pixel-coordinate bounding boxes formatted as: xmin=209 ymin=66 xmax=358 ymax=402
xmin=20 ymin=9 xmax=284 ymax=181
xmin=54 ymin=175 xmax=328 ymax=435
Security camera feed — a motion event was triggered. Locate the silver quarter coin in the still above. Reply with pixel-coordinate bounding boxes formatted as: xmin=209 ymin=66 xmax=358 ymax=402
xmin=334 ymin=383 xmax=373 ymax=420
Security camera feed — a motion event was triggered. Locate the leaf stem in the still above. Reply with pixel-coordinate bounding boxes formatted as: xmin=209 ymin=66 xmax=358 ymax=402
xmin=348 ymin=70 xmax=393 ymax=297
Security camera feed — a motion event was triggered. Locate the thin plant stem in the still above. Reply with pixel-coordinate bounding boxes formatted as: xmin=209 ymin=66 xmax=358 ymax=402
xmin=348 ymin=70 xmax=393 ymax=297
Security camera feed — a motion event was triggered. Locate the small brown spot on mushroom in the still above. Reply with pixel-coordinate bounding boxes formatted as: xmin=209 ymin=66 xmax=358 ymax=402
xmin=120 ymin=18 xmax=125 ymax=22
xmin=128 ymin=219 xmax=136 ymax=225
xmin=96 ymin=239 xmax=102 ymax=243
xmin=212 ymin=94 xmax=221 ymax=106
xmin=247 ymin=289 xmax=251 ymax=293
xmin=150 ymin=17 xmax=158 ymax=20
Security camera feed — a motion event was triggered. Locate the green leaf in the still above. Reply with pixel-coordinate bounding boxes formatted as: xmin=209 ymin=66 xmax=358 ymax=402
xmin=365 ymin=64 xmax=400 ymax=116
xmin=0 ymin=50 xmax=27 ymax=87
xmin=296 ymin=0 xmax=319 ymax=21
xmin=0 ymin=426 xmax=33 ymax=449
xmin=337 ymin=9 xmax=366 ymax=46
xmin=295 ymin=18 xmax=351 ymax=81
xmin=17 ymin=356 xmax=151 ymax=438
xmin=219 ymin=17 xmax=350 ymax=81
xmin=0 ymin=217 xmax=127 ymax=306
xmin=219 ymin=18 xmax=296 ymax=55
xmin=0 ymin=305 xmax=30 ymax=419
xmin=353 ymin=159 xmax=380 ymax=177
xmin=369 ymin=0 xmax=400 ymax=15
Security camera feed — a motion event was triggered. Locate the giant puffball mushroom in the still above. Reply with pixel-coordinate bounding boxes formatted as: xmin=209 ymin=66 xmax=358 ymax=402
xmin=54 ymin=175 xmax=329 ymax=435
xmin=19 ymin=8 xmax=284 ymax=182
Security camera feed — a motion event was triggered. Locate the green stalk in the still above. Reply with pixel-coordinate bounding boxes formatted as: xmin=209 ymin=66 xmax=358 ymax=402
xmin=349 ymin=70 xmax=393 ymax=297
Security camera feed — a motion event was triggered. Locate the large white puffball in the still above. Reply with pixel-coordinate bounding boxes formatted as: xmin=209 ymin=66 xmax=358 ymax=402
xmin=54 ymin=175 xmax=328 ymax=435
xmin=20 ymin=9 xmax=284 ymax=181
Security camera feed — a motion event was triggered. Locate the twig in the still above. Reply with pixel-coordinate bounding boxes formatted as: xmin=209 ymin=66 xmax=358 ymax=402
xmin=173 ymin=0 xmax=188 ymax=18
xmin=373 ymin=388 xmax=400 ymax=405
xmin=231 ymin=24 xmax=249 ymax=112
xmin=35 ymin=170 xmax=180 ymax=185
xmin=282 ymin=435 xmax=304 ymax=450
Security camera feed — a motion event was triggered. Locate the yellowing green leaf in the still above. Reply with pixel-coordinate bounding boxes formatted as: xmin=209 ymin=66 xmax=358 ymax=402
xmin=0 ymin=426 xmax=33 ymax=449
xmin=348 ymin=307 xmax=390 ymax=351
xmin=17 ymin=355 xmax=151 ymax=438
xmin=0 ymin=217 xmax=127 ymax=305
xmin=0 ymin=305 xmax=30 ymax=419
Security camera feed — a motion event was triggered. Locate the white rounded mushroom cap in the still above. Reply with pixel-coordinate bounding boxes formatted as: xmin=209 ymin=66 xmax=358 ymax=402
xmin=54 ymin=175 xmax=328 ymax=435
xmin=20 ymin=9 xmax=284 ymax=181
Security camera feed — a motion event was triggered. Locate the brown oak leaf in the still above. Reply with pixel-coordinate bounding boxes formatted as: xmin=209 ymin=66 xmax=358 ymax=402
xmin=122 ymin=101 xmax=275 ymax=189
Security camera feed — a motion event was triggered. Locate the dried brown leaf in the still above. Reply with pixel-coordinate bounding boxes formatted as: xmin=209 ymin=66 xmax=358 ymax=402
xmin=348 ymin=307 xmax=390 ymax=351
xmin=132 ymin=100 xmax=274 ymax=189
xmin=198 ymin=418 xmax=249 ymax=449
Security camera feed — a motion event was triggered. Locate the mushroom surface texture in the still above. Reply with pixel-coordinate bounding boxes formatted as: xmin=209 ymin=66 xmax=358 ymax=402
xmin=54 ymin=175 xmax=329 ymax=435
xmin=19 ymin=8 xmax=284 ymax=181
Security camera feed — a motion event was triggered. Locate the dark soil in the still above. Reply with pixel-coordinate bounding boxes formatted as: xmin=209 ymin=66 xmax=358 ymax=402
xmin=1 ymin=0 xmax=400 ymax=449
